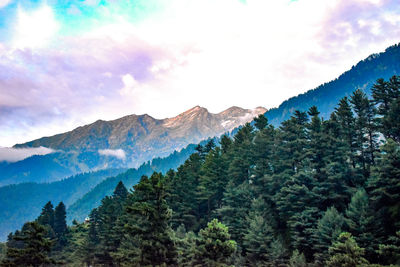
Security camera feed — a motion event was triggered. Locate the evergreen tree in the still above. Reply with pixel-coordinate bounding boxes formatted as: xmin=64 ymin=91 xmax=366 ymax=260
xmin=350 ymin=89 xmax=378 ymax=178
xmin=345 ymin=188 xmax=375 ymax=259
xmin=243 ymin=197 xmax=275 ymax=265
xmin=314 ymin=207 xmax=345 ymax=265
xmin=113 ymin=181 xmax=128 ymax=200
xmin=326 ymin=232 xmax=369 ymax=267
xmin=228 ymin=123 xmax=255 ymax=186
xmin=37 ymin=201 xmax=54 ymax=229
xmin=254 ymin=114 xmax=268 ymax=130
xmin=289 ymin=250 xmax=307 ymax=267
xmin=335 ymin=97 xmax=356 ymax=169
xmin=368 ymin=139 xmax=400 ymax=238
xmin=174 ymin=225 xmax=198 ymax=266
xmin=378 ymin=231 xmax=400 ymax=265
xmin=1 ymin=222 xmax=54 ymax=267
xmin=118 ymin=173 xmax=177 ymax=266
xmin=217 ymin=181 xmax=253 ymax=246
xmin=167 ymin=153 xmax=203 ymax=230
xmin=54 ymin=202 xmax=67 ymax=238
xmin=198 ymin=146 xmax=228 ymax=222
xmin=194 ymin=219 xmax=236 ymax=267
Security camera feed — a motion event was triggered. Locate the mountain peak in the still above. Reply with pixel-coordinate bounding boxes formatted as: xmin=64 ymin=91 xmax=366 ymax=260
xmin=183 ymin=105 xmax=208 ymax=114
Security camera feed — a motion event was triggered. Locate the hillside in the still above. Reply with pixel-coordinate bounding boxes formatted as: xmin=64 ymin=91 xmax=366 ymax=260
xmin=0 ymin=168 xmax=123 ymax=241
xmin=0 ymin=141 xmax=197 ymax=241
xmin=265 ymin=43 xmax=400 ymax=125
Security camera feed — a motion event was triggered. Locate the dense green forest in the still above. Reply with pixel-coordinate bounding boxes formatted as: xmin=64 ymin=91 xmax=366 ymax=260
xmin=2 ymin=76 xmax=400 ymax=266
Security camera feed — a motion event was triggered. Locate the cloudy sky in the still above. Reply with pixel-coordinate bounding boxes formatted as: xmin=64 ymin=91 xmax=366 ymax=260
xmin=0 ymin=0 xmax=399 ymax=147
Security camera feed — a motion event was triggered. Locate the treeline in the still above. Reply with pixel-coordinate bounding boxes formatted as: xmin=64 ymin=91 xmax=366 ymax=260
xmin=2 ymin=76 xmax=400 ymax=266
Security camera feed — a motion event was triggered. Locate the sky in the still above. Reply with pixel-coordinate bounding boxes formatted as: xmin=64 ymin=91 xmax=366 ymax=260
xmin=0 ymin=0 xmax=400 ymax=147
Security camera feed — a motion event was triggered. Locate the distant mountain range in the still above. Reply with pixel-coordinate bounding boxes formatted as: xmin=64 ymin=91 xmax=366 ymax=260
xmin=0 ymin=106 xmax=265 ymax=186
xmin=0 ymin=142 xmax=196 ymax=241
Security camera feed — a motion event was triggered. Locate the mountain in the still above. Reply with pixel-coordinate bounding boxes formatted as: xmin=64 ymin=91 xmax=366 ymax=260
xmin=63 ymin=43 xmax=400 ymax=228
xmin=0 ymin=141 xmax=197 ymax=241
xmin=0 ymin=168 xmax=124 ymax=242
xmin=1 ymin=106 xmax=265 ymax=186
xmin=265 ymin=43 xmax=400 ymax=125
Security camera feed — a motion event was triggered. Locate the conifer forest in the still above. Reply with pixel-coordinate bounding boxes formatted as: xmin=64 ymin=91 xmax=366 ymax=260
xmin=1 ymin=76 xmax=400 ymax=266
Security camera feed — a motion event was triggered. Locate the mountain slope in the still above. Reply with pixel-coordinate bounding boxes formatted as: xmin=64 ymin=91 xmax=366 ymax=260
xmin=1 ymin=106 xmax=265 ymax=185
xmin=0 ymin=140 xmax=197 ymax=241
xmin=0 ymin=168 xmax=124 ymax=241
xmin=265 ymin=43 xmax=400 ymax=125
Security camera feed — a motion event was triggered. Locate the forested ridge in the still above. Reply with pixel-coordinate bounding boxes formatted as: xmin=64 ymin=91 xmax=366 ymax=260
xmin=1 ymin=76 xmax=400 ymax=266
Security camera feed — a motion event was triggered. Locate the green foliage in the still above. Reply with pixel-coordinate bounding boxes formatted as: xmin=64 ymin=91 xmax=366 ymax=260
xmin=243 ymin=197 xmax=275 ymax=265
xmin=345 ymin=189 xmax=375 ymax=258
xmin=289 ymin=250 xmax=307 ymax=267
xmin=326 ymin=232 xmax=369 ymax=267
xmin=378 ymin=231 xmax=400 ymax=265
xmin=194 ymin=219 xmax=237 ymax=267
xmin=117 ymin=173 xmax=177 ymax=266
xmin=1 ymin=222 xmax=54 ymax=267
xmin=254 ymin=114 xmax=269 ymax=130
xmin=37 ymin=201 xmax=54 ymax=229
xmin=368 ymin=139 xmax=400 ymax=236
xmin=314 ymin=207 xmax=345 ymax=264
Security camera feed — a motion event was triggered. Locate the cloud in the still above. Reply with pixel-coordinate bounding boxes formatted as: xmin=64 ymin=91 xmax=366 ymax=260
xmin=0 ymin=146 xmax=55 ymax=162
xmin=119 ymin=74 xmax=139 ymax=96
xmin=0 ymin=0 xmax=400 ymax=147
xmin=98 ymin=149 xmax=126 ymax=160
xmin=0 ymin=0 xmax=11 ymax=8
xmin=13 ymin=5 xmax=60 ymax=49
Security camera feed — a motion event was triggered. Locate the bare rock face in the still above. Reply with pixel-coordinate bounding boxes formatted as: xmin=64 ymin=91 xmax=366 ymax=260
xmin=15 ymin=106 xmax=266 ymax=167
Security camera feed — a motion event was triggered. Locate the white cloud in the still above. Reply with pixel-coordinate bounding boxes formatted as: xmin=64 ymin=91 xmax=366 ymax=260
xmin=119 ymin=74 xmax=138 ymax=96
xmin=0 ymin=146 xmax=55 ymax=162
xmin=98 ymin=149 xmax=126 ymax=160
xmin=0 ymin=0 xmax=11 ymax=8
xmin=13 ymin=5 xmax=60 ymax=49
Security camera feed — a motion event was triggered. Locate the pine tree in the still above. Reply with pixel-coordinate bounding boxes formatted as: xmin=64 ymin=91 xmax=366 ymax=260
xmin=54 ymin=202 xmax=67 ymax=238
xmin=382 ymin=97 xmax=400 ymax=143
xmin=345 ymin=188 xmax=375 ymax=259
xmin=350 ymin=89 xmax=378 ymax=178
xmin=368 ymin=139 xmax=400 ymax=238
xmin=194 ymin=219 xmax=237 ymax=267
xmin=217 ymin=181 xmax=253 ymax=245
xmin=1 ymin=222 xmax=54 ymax=267
xmin=113 ymin=181 xmax=128 ymax=200
xmin=378 ymin=231 xmax=400 ymax=265
xmin=53 ymin=202 xmax=68 ymax=251
xmin=174 ymin=225 xmax=198 ymax=266
xmin=314 ymin=207 xmax=345 ymax=265
xmin=118 ymin=173 xmax=177 ymax=266
xmin=254 ymin=114 xmax=268 ymax=130
xmin=198 ymin=146 xmax=228 ymax=222
xmin=37 ymin=201 xmax=54 ymax=229
xmin=167 ymin=153 xmax=203 ymax=230
xmin=335 ymin=97 xmax=356 ymax=169
xmin=372 ymin=76 xmax=400 ymax=142
xmin=289 ymin=250 xmax=307 ymax=267
xmin=326 ymin=232 xmax=369 ymax=267
xmin=243 ymin=197 xmax=275 ymax=265
xmin=228 ymin=123 xmax=255 ymax=186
